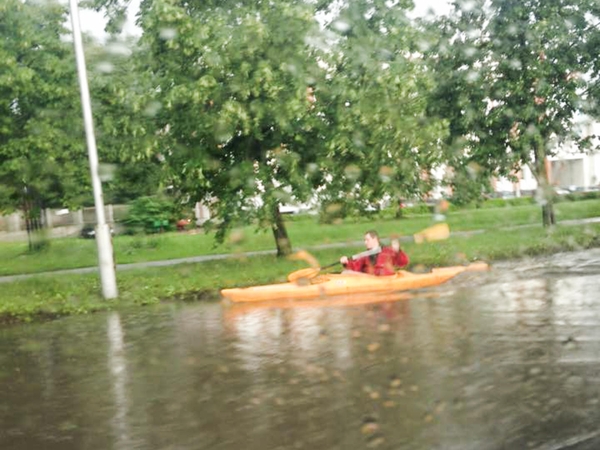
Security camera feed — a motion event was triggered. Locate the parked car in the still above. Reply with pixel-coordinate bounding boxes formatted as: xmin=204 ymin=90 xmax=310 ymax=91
xmin=567 ymin=185 xmax=585 ymax=192
xmin=279 ymin=204 xmax=302 ymax=214
xmin=80 ymin=225 xmax=114 ymax=239
xmin=279 ymin=203 xmax=316 ymax=214
xmin=554 ymin=187 xmax=570 ymax=195
xmin=176 ymin=218 xmax=191 ymax=231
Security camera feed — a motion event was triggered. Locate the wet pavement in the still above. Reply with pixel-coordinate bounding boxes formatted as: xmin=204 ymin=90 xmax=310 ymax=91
xmin=2 ymin=249 xmax=600 ymax=450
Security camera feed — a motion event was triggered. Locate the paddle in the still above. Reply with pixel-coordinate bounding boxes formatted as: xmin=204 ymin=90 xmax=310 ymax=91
xmin=287 ymin=223 xmax=451 ymax=282
xmin=411 ymin=222 xmax=450 ymax=244
xmin=287 ymin=247 xmax=382 ymax=283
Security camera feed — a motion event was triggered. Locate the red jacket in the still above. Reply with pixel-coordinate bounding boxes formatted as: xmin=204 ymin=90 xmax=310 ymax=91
xmin=343 ymin=246 xmax=409 ymax=276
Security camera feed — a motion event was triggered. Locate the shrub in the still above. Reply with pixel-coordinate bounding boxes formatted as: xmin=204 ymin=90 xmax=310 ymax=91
xmin=402 ymin=203 xmax=433 ymax=215
xmin=505 ymin=197 xmax=536 ymax=207
xmin=318 ymin=200 xmax=349 ymax=224
xmin=123 ymin=196 xmax=179 ymax=234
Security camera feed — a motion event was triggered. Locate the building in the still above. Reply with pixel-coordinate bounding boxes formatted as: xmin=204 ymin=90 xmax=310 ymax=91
xmin=492 ymin=119 xmax=600 ymax=196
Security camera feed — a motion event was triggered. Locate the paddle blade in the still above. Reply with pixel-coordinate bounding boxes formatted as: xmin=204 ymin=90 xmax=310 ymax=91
xmin=288 ymin=250 xmax=320 ymax=268
xmin=466 ymin=261 xmax=489 ymax=272
xmin=287 ymin=267 xmax=320 ymax=283
xmin=413 ymin=223 xmax=450 ymax=244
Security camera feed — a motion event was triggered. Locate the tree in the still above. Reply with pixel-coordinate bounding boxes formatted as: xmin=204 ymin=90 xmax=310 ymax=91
xmin=84 ymin=37 xmax=166 ymax=204
xmin=90 ymin=0 xmax=449 ymax=254
xmin=427 ymin=0 xmax=600 ymax=226
xmin=0 ymin=0 xmax=90 ymax=248
xmin=104 ymin=0 xmax=332 ymax=256
xmin=313 ymin=0 xmax=449 ymax=219
xmin=1 ymin=0 xmax=176 ymax=252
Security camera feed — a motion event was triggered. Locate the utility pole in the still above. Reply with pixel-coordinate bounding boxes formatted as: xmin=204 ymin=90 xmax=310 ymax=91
xmin=69 ymin=0 xmax=118 ymax=299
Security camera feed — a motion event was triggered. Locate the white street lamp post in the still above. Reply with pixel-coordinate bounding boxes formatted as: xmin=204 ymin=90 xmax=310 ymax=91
xmin=69 ymin=0 xmax=118 ymax=299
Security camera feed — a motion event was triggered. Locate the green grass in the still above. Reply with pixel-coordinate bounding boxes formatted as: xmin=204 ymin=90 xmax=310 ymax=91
xmin=2 ymin=199 xmax=600 ymax=324
xmin=444 ymin=199 xmax=600 ymax=231
xmin=4 ymin=199 xmax=600 ymax=277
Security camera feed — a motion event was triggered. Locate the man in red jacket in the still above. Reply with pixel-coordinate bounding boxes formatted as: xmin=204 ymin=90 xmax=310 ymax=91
xmin=340 ymin=229 xmax=409 ymax=276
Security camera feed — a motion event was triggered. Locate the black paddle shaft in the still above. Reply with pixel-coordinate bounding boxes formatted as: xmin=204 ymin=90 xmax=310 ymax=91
xmin=321 ymin=246 xmax=383 ymax=270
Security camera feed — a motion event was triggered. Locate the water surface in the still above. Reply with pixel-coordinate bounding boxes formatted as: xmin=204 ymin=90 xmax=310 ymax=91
xmin=2 ymin=250 xmax=600 ymax=450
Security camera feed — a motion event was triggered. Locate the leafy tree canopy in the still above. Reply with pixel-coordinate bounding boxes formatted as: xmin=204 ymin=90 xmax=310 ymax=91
xmin=114 ymin=0 xmax=334 ymax=253
xmin=426 ymin=0 xmax=600 ymax=224
xmin=0 ymin=0 xmax=90 ymax=213
xmin=87 ymin=0 xmax=451 ymax=253
xmin=316 ymin=0 xmax=449 ymax=215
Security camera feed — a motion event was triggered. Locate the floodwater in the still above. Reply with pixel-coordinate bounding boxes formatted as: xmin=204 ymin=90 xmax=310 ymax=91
xmin=2 ymin=250 xmax=600 ymax=450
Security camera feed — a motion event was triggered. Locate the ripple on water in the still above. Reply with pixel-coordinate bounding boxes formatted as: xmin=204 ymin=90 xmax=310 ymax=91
xmin=2 ymin=249 xmax=600 ymax=450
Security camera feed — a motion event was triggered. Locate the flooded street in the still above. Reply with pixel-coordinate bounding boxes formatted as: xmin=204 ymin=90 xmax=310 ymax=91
xmin=2 ymin=249 xmax=600 ymax=450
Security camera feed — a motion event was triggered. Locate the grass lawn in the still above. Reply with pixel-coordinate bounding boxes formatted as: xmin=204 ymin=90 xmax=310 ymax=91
xmin=3 ymin=199 xmax=600 ymax=277
xmin=2 ymin=199 xmax=600 ymax=324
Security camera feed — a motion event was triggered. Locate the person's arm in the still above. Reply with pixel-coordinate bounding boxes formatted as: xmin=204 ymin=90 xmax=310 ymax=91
xmin=391 ymin=239 xmax=409 ymax=268
xmin=342 ymin=255 xmax=367 ymax=272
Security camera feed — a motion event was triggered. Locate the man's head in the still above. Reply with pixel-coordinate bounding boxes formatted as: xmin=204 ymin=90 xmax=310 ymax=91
xmin=364 ymin=230 xmax=380 ymax=250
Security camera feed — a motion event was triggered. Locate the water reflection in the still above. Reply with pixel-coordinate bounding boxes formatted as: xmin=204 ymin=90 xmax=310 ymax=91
xmin=107 ymin=313 xmax=130 ymax=450
xmin=2 ymin=250 xmax=600 ymax=449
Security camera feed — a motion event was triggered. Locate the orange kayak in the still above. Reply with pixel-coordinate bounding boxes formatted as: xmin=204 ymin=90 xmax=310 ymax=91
xmin=220 ymin=262 xmax=489 ymax=303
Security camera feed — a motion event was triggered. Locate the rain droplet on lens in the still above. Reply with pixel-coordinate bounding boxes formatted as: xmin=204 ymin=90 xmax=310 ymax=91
xmin=95 ymin=61 xmax=114 ymax=73
xmin=106 ymin=42 xmax=132 ymax=56
xmin=143 ymin=101 xmax=162 ymax=117
xmin=332 ymin=20 xmax=351 ymax=33
xmin=159 ymin=28 xmax=178 ymax=40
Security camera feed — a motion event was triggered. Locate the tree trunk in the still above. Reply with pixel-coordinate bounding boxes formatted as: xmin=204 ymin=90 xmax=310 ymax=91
xmin=24 ymin=199 xmax=34 ymax=251
xmin=23 ymin=191 xmax=47 ymax=251
xmin=23 ymin=197 xmax=40 ymax=251
xmin=394 ymin=200 xmax=404 ymax=219
xmin=533 ymin=144 xmax=556 ymax=227
xmin=271 ymin=205 xmax=292 ymax=257
xmin=542 ymin=203 xmax=555 ymax=226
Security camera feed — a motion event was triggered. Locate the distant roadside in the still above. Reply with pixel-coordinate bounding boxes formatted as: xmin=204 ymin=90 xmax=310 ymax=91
xmin=2 ymin=199 xmax=600 ymax=324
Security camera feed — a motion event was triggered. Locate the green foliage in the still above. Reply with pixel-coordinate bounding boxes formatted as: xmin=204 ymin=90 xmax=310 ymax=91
xmin=85 ymin=36 xmax=160 ymax=164
xmin=318 ymin=200 xmax=350 ymax=224
xmin=317 ymin=0 xmax=449 ymax=210
xmin=559 ymin=190 xmax=600 ymax=203
xmin=11 ymin=0 xmax=599 ymax=258
xmin=505 ymin=197 xmax=536 ymax=207
xmin=402 ymin=204 xmax=434 ymax=215
xmin=426 ymin=0 xmax=600 ymax=225
xmin=0 ymin=0 xmax=90 ymax=213
xmin=478 ymin=197 xmax=536 ymax=209
xmin=1 ymin=0 xmax=164 ymax=214
xmin=76 ymin=34 xmax=166 ymax=207
xmin=129 ymin=0 xmax=330 ymax=253
xmin=447 ymin=165 xmax=492 ymax=207
xmin=103 ymin=160 xmax=163 ymax=204
xmin=123 ymin=196 xmax=179 ymax=233
xmin=90 ymin=0 xmax=449 ymax=255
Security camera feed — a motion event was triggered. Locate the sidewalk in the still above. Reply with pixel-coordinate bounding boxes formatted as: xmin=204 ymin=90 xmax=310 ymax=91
xmin=0 ymin=243 xmax=354 ymax=284
xmin=2 ymin=216 xmax=600 ymax=284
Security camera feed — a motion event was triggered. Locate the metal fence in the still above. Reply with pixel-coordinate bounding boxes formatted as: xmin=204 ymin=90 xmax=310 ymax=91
xmin=0 ymin=205 xmax=129 ymax=236
xmin=0 ymin=202 xmax=210 ymax=241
